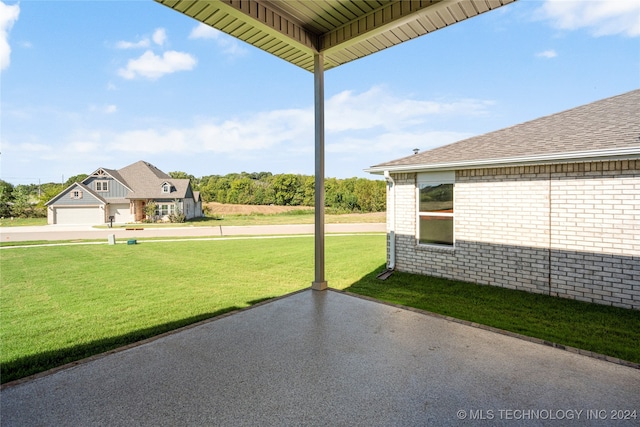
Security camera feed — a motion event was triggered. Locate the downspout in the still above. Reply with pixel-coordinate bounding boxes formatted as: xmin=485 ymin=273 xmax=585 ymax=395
xmin=384 ymin=170 xmax=396 ymax=271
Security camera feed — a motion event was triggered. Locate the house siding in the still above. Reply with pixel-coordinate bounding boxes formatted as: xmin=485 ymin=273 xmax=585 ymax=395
xmin=84 ymin=176 xmax=129 ymax=199
xmin=389 ymin=160 xmax=640 ymax=310
xmin=52 ymin=188 xmax=102 ymax=206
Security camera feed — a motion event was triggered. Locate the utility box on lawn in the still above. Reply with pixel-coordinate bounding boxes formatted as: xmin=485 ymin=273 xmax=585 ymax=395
xmin=127 ymin=239 xmax=137 ymax=245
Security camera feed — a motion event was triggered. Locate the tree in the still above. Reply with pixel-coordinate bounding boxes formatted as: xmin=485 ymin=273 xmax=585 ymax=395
xmin=252 ymin=180 xmax=274 ymax=205
xmin=64 ymin=174 xmax=88 ymax=187
xmin=169 ymin=171 xmax=196 ymax=185
xmin=354 ymin=178 xmax=386 ymax=212
xmin=38 ymin=183 xmax=64 ymax=207
xmin=0 ymin=180 xmax=14 ymax=217
xmin=271 ymin=174 xmax=303 ymax=206
xmin=301 ymin=175 xmax=315 ymax=206
xmin=144 ymin=201 xmax=157 ymax=222
xmin=226 ymin=177 xmax=254 ymax=204
xmin=10 ymin=185 xmax=32 ymax=218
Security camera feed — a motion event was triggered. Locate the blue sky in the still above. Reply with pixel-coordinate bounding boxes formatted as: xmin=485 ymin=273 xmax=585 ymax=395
xmin=1 ymin=0 xmax=638 ymax=184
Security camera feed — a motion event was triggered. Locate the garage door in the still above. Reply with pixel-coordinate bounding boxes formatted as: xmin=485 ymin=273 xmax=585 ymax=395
xmin=109 ymin=204 xmax=132 ymax=223
xmin=55 ymin=207 xmax=103 ymax=225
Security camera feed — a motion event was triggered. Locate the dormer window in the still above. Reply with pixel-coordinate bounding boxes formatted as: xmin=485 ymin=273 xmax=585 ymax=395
xmin=162 ymin=183 xmax=171 ymax=193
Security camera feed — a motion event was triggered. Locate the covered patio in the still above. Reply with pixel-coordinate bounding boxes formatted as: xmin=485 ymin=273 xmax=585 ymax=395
xmin=4 ymin=1 xmax=639 ymax=425
xmin=3 ymin=289 xmax=639 ymax=425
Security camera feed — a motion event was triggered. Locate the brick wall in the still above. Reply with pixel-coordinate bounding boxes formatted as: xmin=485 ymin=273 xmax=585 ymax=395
xmin=388 ymin=160 xmax=640 ymax=310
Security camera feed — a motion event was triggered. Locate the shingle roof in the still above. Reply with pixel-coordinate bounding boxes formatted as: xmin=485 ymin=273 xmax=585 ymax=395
xmin=101 ymin=168 xmax=129 ymax=190
xmin=368 ymin=89 xmax=640 ymax=173
xmin=116 ymin=161 xmax=190 ymax=199
xmin=45 ymin=182 xmax=106 ymax=206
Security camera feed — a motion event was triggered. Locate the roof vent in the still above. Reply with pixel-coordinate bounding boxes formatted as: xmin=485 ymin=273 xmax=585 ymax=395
xmin=413 ymin=148 xmax=419 ymax=155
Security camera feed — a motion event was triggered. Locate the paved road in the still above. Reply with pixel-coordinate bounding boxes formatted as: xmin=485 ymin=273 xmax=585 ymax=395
xmin=0 ymin=223 xmax=386 ymax=243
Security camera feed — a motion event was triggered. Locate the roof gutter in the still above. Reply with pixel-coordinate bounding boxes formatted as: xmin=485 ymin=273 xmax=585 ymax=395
xmin=365 ymin=146 xmax=640 ymax=175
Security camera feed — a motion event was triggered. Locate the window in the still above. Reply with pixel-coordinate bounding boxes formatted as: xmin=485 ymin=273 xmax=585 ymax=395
xmin=156 ymin=203 xmax=175 ymax=216
xmin=70 ymin=190 xmax=83 ymax=200
xmin=162 ymin=183 xmax=170 ymax=193
xmin=418 ymin=172 xmax=454 ymax=246
xmin=95 ymin=181 xmax=109 ymax=192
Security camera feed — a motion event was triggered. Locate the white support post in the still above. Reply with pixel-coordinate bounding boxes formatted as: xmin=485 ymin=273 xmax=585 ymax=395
xmin=312 ymin=53 xmax=327 ymax=291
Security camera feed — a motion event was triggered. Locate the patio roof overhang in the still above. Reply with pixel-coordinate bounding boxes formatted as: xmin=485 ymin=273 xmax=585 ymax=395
xmin=154 ymin=0 xmax=517 ymax=290
xmin=155 ymin=0 xmax=516 ymax=73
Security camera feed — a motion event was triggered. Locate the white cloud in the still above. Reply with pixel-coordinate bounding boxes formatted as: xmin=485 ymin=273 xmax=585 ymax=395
xmin=4 ymin=87 xmax=494 ymax=179
xmin=327 ymin=130 xmax=474 ymax=156
xmin=116 ymin=39 xmax=150 ymax=49
xmin=538 ymin=0 xmax=640 ymax=37
xmin=118 ymin=50 xmax=197 ymax=80
xmin=98 ymin=87 xmax=491 ymax=159
xmin=326 ymin=86 xmax=493 ymax=132
xmin=189 ymin=23 xmax=248 ymax=56
xmin=536 ymin=49 xmax=558 ymax=59
xmin=66 ymin=141 xmax=101 ymax=153
xmin=8 ymin=141 xmax=53 ymax=153
xmin=0 ymin=1 xmax=20 ymax=71
xmin=152 ymin=28 xmax=166 ymax=46
xmin=189 ymin=23 xmax=219 ymax=40
xmin=116 ymin=28 xmax=167 ymax=49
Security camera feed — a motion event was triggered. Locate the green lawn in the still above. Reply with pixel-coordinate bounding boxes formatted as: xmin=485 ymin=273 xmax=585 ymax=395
xmin=104 ymin=211 xmax=385 ymax=227
xmin=3 ymin=234 xmax=639 ymax=384
xmin=0 ymin=217 xmax=47 ymax=227
xmin=0 ymin=234 xmax=385 ymax=383
xmin=346 ymin=270 xmax=640 ymax=365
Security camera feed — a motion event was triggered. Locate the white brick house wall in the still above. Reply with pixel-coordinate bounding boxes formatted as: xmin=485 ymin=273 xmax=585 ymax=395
xmin=388 ymin=160 xmax=640 ymax=310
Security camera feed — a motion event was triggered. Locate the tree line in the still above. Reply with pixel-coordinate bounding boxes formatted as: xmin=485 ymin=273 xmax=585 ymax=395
xmin=0 ymin=172 xmax=386 ymax=218
xmin=172 ymin=171 xmax=386 ymax=213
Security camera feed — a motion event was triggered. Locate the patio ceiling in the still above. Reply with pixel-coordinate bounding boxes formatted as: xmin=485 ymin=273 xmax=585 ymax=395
xmin=154 ymin=0 xmax=517 ymax=72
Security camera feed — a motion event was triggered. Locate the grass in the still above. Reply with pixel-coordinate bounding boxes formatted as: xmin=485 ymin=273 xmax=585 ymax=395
xmin=3 ymin=234 xmax=639 ymax=384
xmin=0 ymin=217 xmax=47 ymax=227
xmin=346 ymin=269 xmax=640 ymax=365
xmin=0 ymin=234 xmax=385 ymax=383
xmin=100 ymin=211 xmax=385 ymax=228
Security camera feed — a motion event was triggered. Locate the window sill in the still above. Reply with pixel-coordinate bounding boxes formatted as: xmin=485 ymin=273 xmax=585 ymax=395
xmin=416 ymin=242 xmax=456 ymax=253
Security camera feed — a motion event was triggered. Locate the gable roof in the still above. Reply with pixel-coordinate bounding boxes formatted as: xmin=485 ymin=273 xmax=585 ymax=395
xmin=45 ymin=182 xmax=107 ymax=206
xmin=47 ymin=161 xmax=197 ymax=207
xmin=367 ymin=89 xmax=640 ymax=174
xmin=82 ymin=167 xmax=132 ymax=192
xmin=116 ymin=161 xmax=191 ymax=199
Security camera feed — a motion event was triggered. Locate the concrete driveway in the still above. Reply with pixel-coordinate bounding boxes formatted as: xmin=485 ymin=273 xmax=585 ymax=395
xmin=2 ymin=289 xmax=638 ymax=426
xmin=0 ymin=223 xmax=385 ymax=243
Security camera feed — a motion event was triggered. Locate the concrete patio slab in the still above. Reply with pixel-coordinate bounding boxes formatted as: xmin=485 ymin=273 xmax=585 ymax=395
xmin=2 ymin=289 xmax=639 ymax=426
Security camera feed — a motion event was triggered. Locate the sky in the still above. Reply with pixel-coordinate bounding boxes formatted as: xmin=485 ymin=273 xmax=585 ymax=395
xmin=1 ymin=0 xmax=639 ymax=185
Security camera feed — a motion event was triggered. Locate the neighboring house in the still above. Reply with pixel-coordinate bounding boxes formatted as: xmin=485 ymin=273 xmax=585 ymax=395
xmin=367 ymin=90 xmax=640 ymax=310
xmin=46 ymin=161 xmax=203 ymax=225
